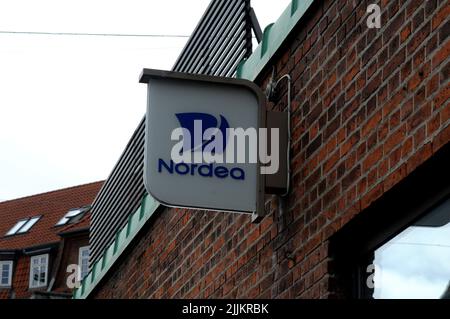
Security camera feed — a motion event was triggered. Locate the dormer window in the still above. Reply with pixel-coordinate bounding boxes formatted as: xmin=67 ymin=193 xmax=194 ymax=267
xmin=55 ymin=207 xmax=89 ymax=227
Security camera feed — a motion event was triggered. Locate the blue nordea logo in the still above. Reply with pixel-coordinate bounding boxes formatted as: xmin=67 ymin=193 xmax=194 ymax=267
xmin=175 ymin=112 xmax=229 ymax=153
xmin=158 ymin=113 xmax=245 ymax=181
xmin=158 ymin=159 xmax=245 ymax=180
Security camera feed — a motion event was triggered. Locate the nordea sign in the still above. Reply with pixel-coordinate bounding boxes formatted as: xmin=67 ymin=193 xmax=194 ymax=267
xmin=140 ymin=69 xmax=278 ymax=218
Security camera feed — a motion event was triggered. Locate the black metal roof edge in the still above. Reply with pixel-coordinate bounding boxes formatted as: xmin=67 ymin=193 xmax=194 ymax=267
xmin=139 ymin=68 xmax=262 ymax=92
xmin=0 ymin=250 xmax=18 ymax=255
xmin=58 ymin=227 xmax=89 ymax=238
xmin=22 ymin=242 xmax=59 ymax=255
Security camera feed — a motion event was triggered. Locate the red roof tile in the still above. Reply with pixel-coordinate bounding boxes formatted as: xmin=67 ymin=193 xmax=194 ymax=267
xmin=0 ymin=181 xmax=103 ymax=250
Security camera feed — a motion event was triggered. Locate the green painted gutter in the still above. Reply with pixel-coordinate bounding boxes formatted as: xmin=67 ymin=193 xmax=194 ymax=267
xmin=237 ymin=0 xmax=315 ymax=81
xmin=73 ymin=194 xmax=159 ymax=299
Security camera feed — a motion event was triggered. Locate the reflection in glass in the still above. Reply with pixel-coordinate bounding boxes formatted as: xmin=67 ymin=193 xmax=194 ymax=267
xmin=373 ymin=198 xmax=450 ymax=299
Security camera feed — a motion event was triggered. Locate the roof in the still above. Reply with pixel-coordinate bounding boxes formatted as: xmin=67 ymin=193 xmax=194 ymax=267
xmin=0 ymin=181 xmax=103 ymax=250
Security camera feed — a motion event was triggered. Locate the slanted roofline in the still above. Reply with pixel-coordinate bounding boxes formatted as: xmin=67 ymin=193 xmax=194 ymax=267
xmin=0 ymin=181 xmax=104 ymax=204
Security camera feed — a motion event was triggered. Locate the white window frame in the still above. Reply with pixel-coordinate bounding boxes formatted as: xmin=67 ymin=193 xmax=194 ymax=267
xmin=0 ymin=261 xmax=13 ymax=287
xmin=78 ymin=246 xmax=89 ymax=281
xmin=29 ymin=254 xmax=49 ymax=289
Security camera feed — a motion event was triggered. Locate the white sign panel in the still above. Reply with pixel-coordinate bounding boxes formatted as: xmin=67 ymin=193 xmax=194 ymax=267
xmin=140 ymin=69 xmax=265 ymax=216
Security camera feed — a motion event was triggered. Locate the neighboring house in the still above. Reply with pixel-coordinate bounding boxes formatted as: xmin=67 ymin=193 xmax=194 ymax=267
xmin=0 ymin=181 xmax=102 ymax=299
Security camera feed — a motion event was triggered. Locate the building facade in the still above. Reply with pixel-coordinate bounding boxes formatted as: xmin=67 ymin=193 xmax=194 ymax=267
xmin=0 ymin=181 xmax=102 ymax=298
xmin=75 ymin=0 xmax=449 ymax=299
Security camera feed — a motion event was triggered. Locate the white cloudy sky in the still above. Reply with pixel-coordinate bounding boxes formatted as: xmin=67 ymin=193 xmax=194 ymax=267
xmin=0 ymin=0 xmax=291 ymax=201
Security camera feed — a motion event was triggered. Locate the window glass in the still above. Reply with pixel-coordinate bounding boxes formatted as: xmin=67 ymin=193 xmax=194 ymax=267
xmin=6 ymin=219 xmax=28 ymax=236
xmin=29 ymin=254 xmax=48 ymax=288
xmin=78 ymin=247 xmax=90 ymax=280
xmin=18 ymin=217 xmax=40 ymax=233
xmin=0 ymin=261 xmax=13 ymax=286
xmin=5 ymin=217 xmax=41 ymax=236
xmin=373 ymin=198 xmax=450 ymax=299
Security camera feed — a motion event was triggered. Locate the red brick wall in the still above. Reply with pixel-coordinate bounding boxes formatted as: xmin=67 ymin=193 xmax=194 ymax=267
xmin=91 ymin=0 xmax=449 ymax=299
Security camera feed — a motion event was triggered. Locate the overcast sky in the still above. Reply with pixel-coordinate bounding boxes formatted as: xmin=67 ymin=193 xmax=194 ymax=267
xmin=0 ymin=0 xmax=291 ymax=201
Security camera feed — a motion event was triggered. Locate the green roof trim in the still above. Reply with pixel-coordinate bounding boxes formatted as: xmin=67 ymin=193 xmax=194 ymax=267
xmin=73 ymin=194 xmax=159 ymax=299
xmin=237 ymin=0 xmax=314 ymax=81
